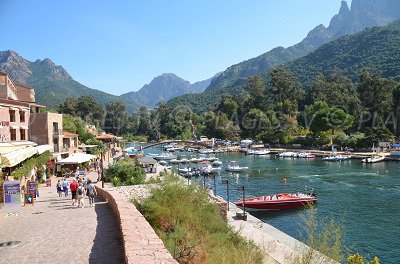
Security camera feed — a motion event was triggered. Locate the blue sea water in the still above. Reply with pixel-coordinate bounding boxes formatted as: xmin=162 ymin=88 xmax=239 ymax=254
xmin=144 ymin=148 xmax=400 ymax=263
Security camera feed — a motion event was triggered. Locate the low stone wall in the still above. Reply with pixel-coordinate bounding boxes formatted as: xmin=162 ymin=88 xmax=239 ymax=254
xmin=96 ymin=186 xmax=177 ymax=264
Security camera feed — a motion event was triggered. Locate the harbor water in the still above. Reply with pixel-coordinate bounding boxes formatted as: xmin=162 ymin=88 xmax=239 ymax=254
xmin=144 ymin=148 xmax=400 ymax=263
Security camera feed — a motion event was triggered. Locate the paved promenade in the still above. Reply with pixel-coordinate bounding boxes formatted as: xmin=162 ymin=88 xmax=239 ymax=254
xmin=0 ymin=174 xmax=124 ymax=264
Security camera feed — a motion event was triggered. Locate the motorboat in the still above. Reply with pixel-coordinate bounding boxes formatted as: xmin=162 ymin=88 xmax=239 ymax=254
xmin=245 ymin=149 xmax=255 ymax=155
xmin=253 ymin=149 xmax=270 ymax=155
xmin=322 ymin=155 xmax=350 ymax=161
xmin=362 ymin=144 xmax=385 ymax=163
xmin=234 ymin=193 xmax=317 ymax=210
xmin=212 ymin=160 xmax=223 ymax=167
xmin=277 ymin=152 xmax=297 ymax=158
xmin=205 ymin=155 xmax=218 ymax=161
xmin=153 ymin=152 xmax=176 ymax=160
xmin=362 ymin=155 xmax=385 ymax=163
xmin=225 ymin=161 xmax=249 ymax=172
xmin=198 ymin=149 xmax=214 ymax=154
xmin=298 ymin=152 xmax=315 ymax=159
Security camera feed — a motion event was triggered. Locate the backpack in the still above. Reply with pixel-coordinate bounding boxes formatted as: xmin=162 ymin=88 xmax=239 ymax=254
xmin=78 ymin=187 xmax=83 ymax=195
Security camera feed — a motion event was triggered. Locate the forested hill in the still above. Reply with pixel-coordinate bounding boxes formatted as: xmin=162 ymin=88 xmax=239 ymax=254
xmin=286 ymin=21 xmax=400 ymax=88
xmin=168 ymin=21 xmax=400 ymax=113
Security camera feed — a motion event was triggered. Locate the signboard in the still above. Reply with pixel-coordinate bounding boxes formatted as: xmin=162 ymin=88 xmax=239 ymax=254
xmin=24 ymin=193 xmax=34 ymax=206
xmin=3 ymin=181 xmax=21 ymax=214
xmin=27 ymin=181 xmax=37 ymax=198
xmin=0 ymin=182 xmax=3 ymax=204
xmin=46 ymin=178 xmax=51 ymax=187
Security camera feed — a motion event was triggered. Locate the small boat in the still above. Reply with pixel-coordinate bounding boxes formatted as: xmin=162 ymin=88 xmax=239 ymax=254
xmin=253 ymin=149 xmax=270 ymax=155
xmin=245 ymin=149 xmax=255 ymax=155
xmin=212 ymin=160 xmax=223 ymax=167
xmin=322 ymin=155 xmax=350 ymax=161
xmin=298 ymin=152 xmax=315 ymax=159
xmin=225 ymin=161 xmax=249 ymax=172
xmin=362 ymin=144 xmax=385 ymax=163
xmin=198 ymin=149 xmax=214 ymax=154
xmin=153 ymin=152 xmax=176 ymax=160
xmin=277 ymin=151 xmax=297 ymax=158
xmin=362 ymin=155 xmax=385 ymax=163
xmin=234 ymin=193 xmax=317 ymax=210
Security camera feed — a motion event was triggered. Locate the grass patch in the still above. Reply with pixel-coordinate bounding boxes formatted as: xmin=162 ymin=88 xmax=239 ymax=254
xmin=134 ymin=175 xmax=264 ymax=264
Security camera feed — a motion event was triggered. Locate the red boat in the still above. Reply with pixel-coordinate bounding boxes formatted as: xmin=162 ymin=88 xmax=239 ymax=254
xmin=234 ymin=193 xmax=317 ymax=210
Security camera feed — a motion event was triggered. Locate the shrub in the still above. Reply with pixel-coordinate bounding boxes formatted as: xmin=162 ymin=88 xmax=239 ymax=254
xmin=135 ymin=174 xmax=264 ymax=264
xmin=105 ymin=159 xmax=145 ymax=186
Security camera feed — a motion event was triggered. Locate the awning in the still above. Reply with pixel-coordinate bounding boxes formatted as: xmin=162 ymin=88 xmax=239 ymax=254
xmin=1 ymin=147 xmax=37 ymax=167
xmin=36 ymin=144 xmax=53 ymax=154
xmin=20 ymin=126 xmax=28 ymax=129
xmin=10 ymin=125 xmax=19 ymax=129
xmin=57 ymin=153 xmax=97 ymax=165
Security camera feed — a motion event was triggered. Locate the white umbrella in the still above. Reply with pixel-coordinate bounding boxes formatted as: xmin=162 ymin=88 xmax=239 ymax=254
xmin=57 ymin=153 xmax=97 ymax=164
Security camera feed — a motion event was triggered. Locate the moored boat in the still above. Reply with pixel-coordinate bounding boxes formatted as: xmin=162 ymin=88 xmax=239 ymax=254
xmin=225 ymin=161 xmax=248 ymax=172
xmin=234 ymin=193 xmax=317 ymax=210
xmin=362 ymin=155 xmax=385 ymax=163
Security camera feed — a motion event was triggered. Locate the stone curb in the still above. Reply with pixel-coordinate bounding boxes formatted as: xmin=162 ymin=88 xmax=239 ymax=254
xmin=96 ymin=186 xmax=177 ymax=264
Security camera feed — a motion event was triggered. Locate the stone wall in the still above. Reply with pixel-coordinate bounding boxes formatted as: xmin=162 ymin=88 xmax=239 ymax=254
xmin=95 ymin=186 xmax=177 ymax=264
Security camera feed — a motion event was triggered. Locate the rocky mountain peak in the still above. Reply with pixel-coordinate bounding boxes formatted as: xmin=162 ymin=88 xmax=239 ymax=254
xmin=0 ymin=50 xmax=31 ymax=83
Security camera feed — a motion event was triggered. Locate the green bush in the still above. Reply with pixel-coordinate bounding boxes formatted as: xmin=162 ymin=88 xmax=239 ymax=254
xmin=135 ymin=175 xmax=264 ymax=264
xmin=105 ymin=159 xmax=145 ymax=186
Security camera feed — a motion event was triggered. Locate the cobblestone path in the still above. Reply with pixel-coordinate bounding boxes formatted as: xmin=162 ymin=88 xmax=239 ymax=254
xmin=0 ymin=175 xmax=124 ymax=264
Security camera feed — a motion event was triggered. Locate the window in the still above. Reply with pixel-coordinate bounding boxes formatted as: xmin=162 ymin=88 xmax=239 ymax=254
xmin=20 ymin=111 xmax=25 ymax=122
xmin=20 ymin=129 xmax=26 ymax=140
xmin=10 ymin=110 xmax=16 ymax=122
xmin=10 ymin=128 xmax=16 ymax=141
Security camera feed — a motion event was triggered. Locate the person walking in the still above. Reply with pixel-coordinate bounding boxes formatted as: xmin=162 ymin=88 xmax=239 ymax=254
xmin=56 ymin=180 xmax=63 ymax=197
xmin=76 ymin=182 xmax=85 ymax=208
xmin=62 ymin=178 xmax=69 ymax=197
xmin=87 ymin=179 xmax=97 ymax=207
xmin=70 ymin=178 xmax=78 ymax=206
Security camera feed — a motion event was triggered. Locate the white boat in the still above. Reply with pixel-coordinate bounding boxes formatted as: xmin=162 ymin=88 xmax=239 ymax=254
xmin=362 ymin=155 xmax=385 ymax=163
xmin=253 ymin=149 xmax=270 ymax=155
xmin=153 ymin=152 xmax=176 ymax=160
xmin=225 ymin=161 xmax=249 ymax=172
xmin=277 ymin=151 xmax=297 ymax=158
xmin=322 ymin=155 xmax=350 ymax=161
xmin=245 ymin=149 xmax=255 ymax=155
xmin=198 ymin=149 xmax=214 ymax=154
xmin=362 ymin=144 xmax=385 ymax=163
xmin=205 ymin=155 xmax=218 ymax=161
xmin=298 ymin=152 xmax=315 ymax=159
xmin=212 ymin=160 xmax=223 ymax=167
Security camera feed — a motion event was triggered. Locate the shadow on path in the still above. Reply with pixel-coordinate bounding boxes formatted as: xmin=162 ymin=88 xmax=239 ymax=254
xmin=89 ymin=196 xmax=125 ymax=264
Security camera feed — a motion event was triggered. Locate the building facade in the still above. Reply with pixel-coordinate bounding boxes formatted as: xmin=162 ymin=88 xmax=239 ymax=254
xmin=29 ymin=112 xmax=64 ymax=154
xmin=0 ymin=72 xmax=39 ymax=142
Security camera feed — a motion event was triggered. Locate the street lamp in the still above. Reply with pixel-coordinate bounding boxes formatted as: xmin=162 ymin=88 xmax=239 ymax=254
xmin=101 ymin=151 xmax=104 ymax=188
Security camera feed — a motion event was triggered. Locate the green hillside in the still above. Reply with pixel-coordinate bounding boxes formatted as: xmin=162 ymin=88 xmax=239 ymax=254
xmin=168 ymin=21 xmax=400 ymax=113
xmin=286 ymin=21 xmax=400 ymax=88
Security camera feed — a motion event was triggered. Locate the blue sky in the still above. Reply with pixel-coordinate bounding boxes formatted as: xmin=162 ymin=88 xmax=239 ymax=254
xmin=0 ymin=0 xmax=347 ymax=95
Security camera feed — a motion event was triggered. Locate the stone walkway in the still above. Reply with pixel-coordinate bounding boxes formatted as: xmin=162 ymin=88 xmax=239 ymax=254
xmin=0 ymin=174 xmax=124 ymax=264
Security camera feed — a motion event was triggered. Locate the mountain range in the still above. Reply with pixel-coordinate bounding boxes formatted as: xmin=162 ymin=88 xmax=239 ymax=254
xmin=2 ymin=0 xmax=400 ymax=114
xmin=0 ymin=50 xmax=139 ymax=112
xmin=0 ymin=51 xmax=214 ymax=111
xmin=121 ymin=73 xmax=217 ymax=107
xmin=167 ymin=0 xmax=400 ymax=113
